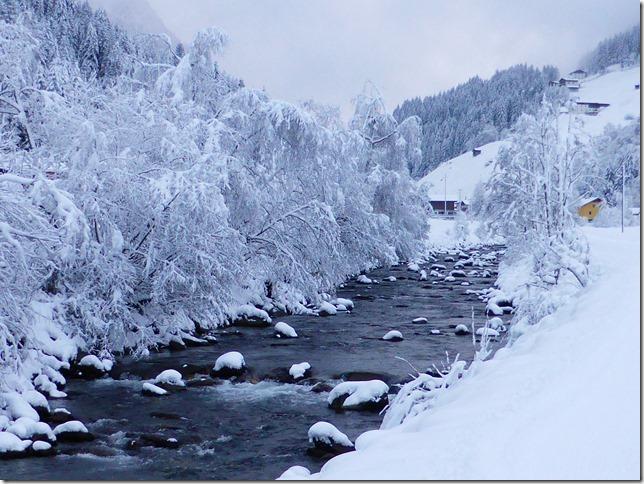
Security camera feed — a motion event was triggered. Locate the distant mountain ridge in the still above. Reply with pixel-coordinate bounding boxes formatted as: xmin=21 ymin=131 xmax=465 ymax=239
xmin=87 ymin=0 xmax=179 ymax=45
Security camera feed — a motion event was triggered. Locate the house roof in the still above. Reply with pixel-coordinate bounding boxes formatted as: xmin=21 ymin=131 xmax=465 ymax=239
xmin=579 ymin=197 xmax=603 ymax=206
xmin=576 ymin=101 xmax=610 ymax=107
xmin=570 ymin=69 xmax=587 ymax=74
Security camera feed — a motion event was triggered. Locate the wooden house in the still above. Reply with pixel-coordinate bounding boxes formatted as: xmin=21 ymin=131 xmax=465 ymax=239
xmin=577 ymin=197 xmax=603 ymax=221
xmin=429 ymin=200 xmax=468 ymax=216
xmin=568 ymin=69 xmax=587 ymax=80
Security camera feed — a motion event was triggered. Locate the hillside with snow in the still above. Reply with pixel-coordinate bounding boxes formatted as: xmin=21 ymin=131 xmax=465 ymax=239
xmin=419 ymin=65 xmax=640 ymax=203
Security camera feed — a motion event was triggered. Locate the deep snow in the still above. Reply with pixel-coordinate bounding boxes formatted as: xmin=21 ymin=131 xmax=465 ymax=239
xmin=306 ymin=226 xmax=640 ymax=480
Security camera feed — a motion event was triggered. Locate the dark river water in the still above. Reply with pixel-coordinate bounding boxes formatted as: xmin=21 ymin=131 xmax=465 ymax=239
xmin=1 ymin=246 xmax=507 ymax=480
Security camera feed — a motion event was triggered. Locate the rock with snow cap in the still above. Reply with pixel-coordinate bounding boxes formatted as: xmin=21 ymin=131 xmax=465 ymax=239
xmin=382 ymin=330 xmax=404 ymax=342
xmin=307 ymin=421 xmax=355 ymax=458
xmin=328 ymin=380 xmax=389 ymax=411
xmin=274 ymin=322 xmax=298 ymax=338
xmin=53 ymin=420 xmax=94 ymax=442
xmin=211 ymin=351 xmax=247 ymax=379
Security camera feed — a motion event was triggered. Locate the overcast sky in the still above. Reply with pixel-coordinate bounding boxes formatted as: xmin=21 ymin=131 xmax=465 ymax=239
xmin=147 ymin=0 xmax=638 ymax=118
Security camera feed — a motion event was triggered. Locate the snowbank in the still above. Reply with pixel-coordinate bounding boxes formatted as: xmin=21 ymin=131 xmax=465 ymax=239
xmin=308 ymin=227 xmax=639 ymax=479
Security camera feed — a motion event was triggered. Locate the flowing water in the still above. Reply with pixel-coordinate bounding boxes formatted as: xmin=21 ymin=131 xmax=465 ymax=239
xmin=1 ymin=246 xmax=507 ymax=480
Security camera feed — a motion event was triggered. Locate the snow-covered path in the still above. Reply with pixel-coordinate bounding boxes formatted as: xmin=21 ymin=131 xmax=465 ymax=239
xmin=308 ymin=227 xmax=640 ymax=480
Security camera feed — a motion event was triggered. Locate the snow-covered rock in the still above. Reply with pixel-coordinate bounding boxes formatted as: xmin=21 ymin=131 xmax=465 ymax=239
xmin=142 ymin=382 xmax=168 ymax=397
xmin=307 ymin=421 xmax=354 ymax=457
xmin=278 ymin=466 xmax=312 ymax=480
xmin=382 ymin=330 xmax=404 ymax=342
xmin=384 ymin=276 xmax=397 ymax=282
xmin=412 ymin=317 xmax=428 ymax=324
xmin=419 ymin=270 xmax=428 ymax=281
xmin=488 ymin=317 xmax=506 ymax=331
xmin=211 ymin=351 xmax=246 ymax=378
xmin=431 ymin=263 xmax=446 ymax=270
xmin=154 ymin=369 xmax=185 ymax=387
xmin=318 ymin=301 xmax=337 ymax=316
xmin=0 ymin=431 xmax=31 ymax=458
xmin=6 ymin=417 xmax=55 ymax=442
xmin=357 ymin=274 xmax=372 ymax=284
xmin=331 ymin=298 xmax=354 ymax=309
xmin=2 ymin=393 xmax=40 ymax=422
xmin=450 ymin=270 xmax=467 ymax=278
xmin=275 ymin=322 xmax=298 ymax=338
xmin=407 ymin=262 xmax=420 ymax=272
xmin=53 ymin=420 xmax=94 ymax=442
xmin=77 ymin=354 xmax=111 ymax=378
xmin=289 ymin=362 xmax=312 ymax=380
xmin=475 ymin=327 xmax=500 ymax=339
xmin=328 ymin=380 xmax=389 ymax=411
xmin=454 ymin=324 xmax=470 ymax=335
xmin=430 ymin=329 xmax=441 ymax=335
xmin=31 ymin=440 xmax=54 ymax=456
xmin=444 ymin=276 xmax=456 ymax=282
xmin=22 ymin=390 xmax=49 ymax=417
xmin=230 ymin=304 xmax=272 ymax=326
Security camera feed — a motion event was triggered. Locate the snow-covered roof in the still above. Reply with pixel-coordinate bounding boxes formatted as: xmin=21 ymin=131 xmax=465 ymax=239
xmin=578 ymin=197 xmax=602 ymax=207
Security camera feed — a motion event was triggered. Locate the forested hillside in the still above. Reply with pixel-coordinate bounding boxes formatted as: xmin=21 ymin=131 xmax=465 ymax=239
xmin=0 ymin=0 xmax=427 ymax=382
xmin=393 ymin=64 xmax=558 ymax=177
xmin=581 ymin=24 xmax=640 ymax=74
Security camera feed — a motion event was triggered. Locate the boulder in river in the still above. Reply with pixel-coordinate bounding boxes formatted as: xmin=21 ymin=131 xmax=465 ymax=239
xmin=328 ymin=380 xmax=389 ymax=412
xmin=274 ymin=322 xmax=298 ymax=338
xmin=412 ymin=317 xmax=428 ymax=324
xmin=310 ymin=382 xmax=334 ymax=393
xmin=142 ymin=382 xmax=168 ymax=397
xmin=210 ymin=351 xmax=246 ymax=379
xmin=0 ymin=431 xmax=32 ymax=459
xmin=289 ymin=362 xmax=312 ymax=380
xmin=454 ymin=324 xmax=470 ymax=335
xmin=307 ymin=421 xmax=354 ymax=458
xmin=53 ymin=421 xmax=94 ymax=443
xmin=126 ymin=433 xmax=181 ymax=450
xmin=317 ymin=301 xmax=337 ymax=316
xmin=154 ymin=369 xmax=185 ymax=389
xmin=31 ymin=440 xmax=55 ymax=457
xmin=382 ymin=330 xmax=404 ymax=342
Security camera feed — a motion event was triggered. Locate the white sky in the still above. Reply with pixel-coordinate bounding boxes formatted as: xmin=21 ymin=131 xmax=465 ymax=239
xmin=147 ymin=0 xmax=639 ymax=118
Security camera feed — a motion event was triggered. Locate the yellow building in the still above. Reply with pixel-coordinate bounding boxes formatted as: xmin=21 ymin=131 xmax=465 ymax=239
xmin=577 ymin=197 xmax=603 ymax=221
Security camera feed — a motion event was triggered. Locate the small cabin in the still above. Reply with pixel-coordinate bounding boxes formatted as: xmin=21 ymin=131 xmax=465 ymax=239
xmin=558 ymin=78 xmax=580 ymax=90
xmin=472 ymin=148 xmax=482 ymax=157
xmin=430 ymin=200 xmax=468 ymax=216
xmin=575 ymin=101 xmax=610 ymax=116
xmin=577 ymin=197 xmax=603 ymax=221
xmin=568 ymin=69 xmax=587 ymax=80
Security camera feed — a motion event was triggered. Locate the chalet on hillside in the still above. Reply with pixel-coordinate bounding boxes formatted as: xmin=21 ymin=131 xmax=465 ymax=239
xmin=429 ymin=199 xmax=467 ymax=216
xmin=575 ymin=101 xmax=610 ymax=116
xmin=577 ymin=197 xmax=603 ymax=221
xmin=557 ymin=78 xmax=580 ymax=90
xmin=568 ymin=69 xmax=587 ymax=80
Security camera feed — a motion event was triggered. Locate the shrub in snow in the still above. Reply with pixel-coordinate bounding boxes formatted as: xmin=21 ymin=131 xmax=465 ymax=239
xmin=278 ymin=465 xmax=312 ymax=480
xmin=382 ymin=330 xmax=404 ymax=342
xmin=412 ymin=317 xmax=428 ymax=324
xmin=142 ymin=383 xmax=168 ymax=397
xmin=356 ymin=275 xmax=372 ymax=284
xmin=306 ymin=421 xmax=354 ymax=457
xmin=328 ymin=380 xmax=389 ymax=411
xmin=317 ymin=301 xmax=337 ymax=316
xmin=53 ymin=421 xmax=94 ymax=442
xmin=154 ymin=369 xmax=185 ymax=388
xmin=289 ymin=362 xmax=312 ymax=380
xmin=211 ymin=351 xmax=246 ymax=379
xmin=274 ymin=322 xmax=298 ymax=338
xmin=419 ymin=270 xmax=428 ymax=281
xmin=454 ymin=324 xmax=470 ymax=335
xmin=0 ymin=431 xmax=31 ymax=458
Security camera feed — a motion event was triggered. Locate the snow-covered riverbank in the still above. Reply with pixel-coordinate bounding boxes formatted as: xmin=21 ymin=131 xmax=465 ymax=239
xmin=304 ymin=226 xmax=639 ymax=480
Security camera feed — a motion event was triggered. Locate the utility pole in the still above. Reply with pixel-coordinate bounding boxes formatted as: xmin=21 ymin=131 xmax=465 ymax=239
xmin=444 ymin=175 xmax=447 ymax=216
